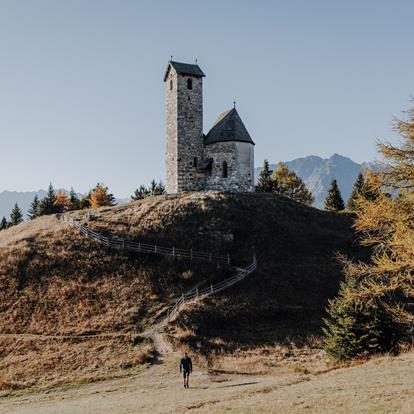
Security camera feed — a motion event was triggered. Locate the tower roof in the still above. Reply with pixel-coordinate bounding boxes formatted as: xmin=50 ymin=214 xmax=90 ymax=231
xmin=204 ymin=108 xmax=255 ymax=146
xmin=163 ymin=61 xmax=205 ymax=81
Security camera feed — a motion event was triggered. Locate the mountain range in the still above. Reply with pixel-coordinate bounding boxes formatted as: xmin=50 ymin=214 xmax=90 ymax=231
xmin=254 ymin=154 xmax=378 ymax=208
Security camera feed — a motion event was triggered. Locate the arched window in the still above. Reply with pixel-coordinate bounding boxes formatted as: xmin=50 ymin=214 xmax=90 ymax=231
xmin=170 ymin=79 xmax=173 ymax=90
xmin=187 ymin=78 xmax=193 ymax=90
xmin=222 ymin=161 xmax=228 ymax=178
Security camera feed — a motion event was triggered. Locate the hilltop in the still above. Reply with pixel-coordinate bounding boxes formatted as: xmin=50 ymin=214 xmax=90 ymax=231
xmin=0 ymin=192 xmax=367 ymax=390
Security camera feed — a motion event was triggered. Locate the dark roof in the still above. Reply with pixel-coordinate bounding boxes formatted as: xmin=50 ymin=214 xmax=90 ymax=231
xmin=163 ymin=61 xmax=205 ymax=81
xmin=204 ymin=108 xmax=255 ymax=146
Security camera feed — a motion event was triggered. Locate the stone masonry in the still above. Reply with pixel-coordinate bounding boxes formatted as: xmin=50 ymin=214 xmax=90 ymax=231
xmin=164 ymin=61 xmax=255 ymax=194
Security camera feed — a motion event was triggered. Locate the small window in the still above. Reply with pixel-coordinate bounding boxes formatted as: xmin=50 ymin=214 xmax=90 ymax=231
xmin=194 ymin=157 xmax=198 ymax=168
xmin=187 ymin=78 xmax=193 ymax=90
xmin=222 ymin=161 xmax=228 ymax=178
xmin=170 ymin=79 xmax=173 ymax=90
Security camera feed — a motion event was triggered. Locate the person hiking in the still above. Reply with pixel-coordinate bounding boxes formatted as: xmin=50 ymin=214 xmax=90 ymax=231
xmin=180 ymin=352 xmax=193 ymax=388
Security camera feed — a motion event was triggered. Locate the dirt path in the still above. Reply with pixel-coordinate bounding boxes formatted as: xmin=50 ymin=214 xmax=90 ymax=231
xmin=2 ymin=352 xmax=413 ymax=414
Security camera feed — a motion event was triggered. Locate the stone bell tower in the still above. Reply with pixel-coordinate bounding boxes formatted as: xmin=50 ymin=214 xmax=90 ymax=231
xmin=164 ymin=60 xmax=205 ymax=193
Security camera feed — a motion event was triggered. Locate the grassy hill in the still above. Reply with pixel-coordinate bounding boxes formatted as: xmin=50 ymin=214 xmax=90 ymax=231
xmin=0 ymin=192 xmax=367 ymax=390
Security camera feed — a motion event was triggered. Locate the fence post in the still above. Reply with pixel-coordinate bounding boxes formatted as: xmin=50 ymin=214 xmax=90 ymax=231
xmin=138 ymin=242 xmax=141 ymax=251
xmin=155 ymin=245 xmax=157 ymax=253
xmin=210 ymin=283 xmax=213 ymax=293
xmin=173 ymin=246 xmax=175 ymax=257
xmin=190 ymin=249 xmax=193 ymax=260
xmin=196 ymin=286 xmax=198 ymax=297
xmin=122 ymin=239 xmax=125 ymax=249
xmin=209 ymin=253 xmax=212 ymax=262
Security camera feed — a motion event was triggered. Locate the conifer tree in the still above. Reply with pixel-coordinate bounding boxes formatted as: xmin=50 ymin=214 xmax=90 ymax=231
xmin=0 ymin=216 xmax=8 ymax=230
xmin=131 ymin=185 xmax=150 ymax=200
xmin=347 ymin=173 xmax=365 ymax=211
xmin=10 ymin=203 xmax=23 ymax=226
xmin=131 ymin=180 xmax=166 ymax=200
xmin=149 ymin=180 xmax=166 ymax=196
xmin=324 ymin=102 xmax=414 ymax=360
xmin=80 ymin=191 xmax=92 ymax=209
xmin=256 ymin=159 xmax=273 ymax=193
xmin=39 ymin=183 xmax=57 ymax=216
xmin=271 ymin=163 xmax=314 ymax=205
xmin=69 ymin=187 xmax=81 ymax=210
xmin=324 ymin=179 xmax=345 ymax=212
xmin=28 ymin=194 xmax=40 ymax=220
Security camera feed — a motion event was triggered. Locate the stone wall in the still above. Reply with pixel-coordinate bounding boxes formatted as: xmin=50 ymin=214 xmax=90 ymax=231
xmin=165 ymin=66 xmax=205 ymax=193
xmin=205 ymin=141 xmax=254 ymax=192
xmin=165 ymin=69 xmax=178 ymax=193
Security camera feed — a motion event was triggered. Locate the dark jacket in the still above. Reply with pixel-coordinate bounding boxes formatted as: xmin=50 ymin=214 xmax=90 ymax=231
xmin=180 ymin=357 xmax=193 ymax=372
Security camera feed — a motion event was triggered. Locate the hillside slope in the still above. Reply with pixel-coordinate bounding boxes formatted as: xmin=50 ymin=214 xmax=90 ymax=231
xmin=0 ymin=192 xmax=366 ymax=389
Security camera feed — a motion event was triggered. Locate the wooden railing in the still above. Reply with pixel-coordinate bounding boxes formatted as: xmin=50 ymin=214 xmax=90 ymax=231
xmin=57 ymin=214 xmax=231 ymax=265
xmin=167 ymin=254 xmax=257 ymax=320
xmin=57 ymin=213 xmax=257 ymax=322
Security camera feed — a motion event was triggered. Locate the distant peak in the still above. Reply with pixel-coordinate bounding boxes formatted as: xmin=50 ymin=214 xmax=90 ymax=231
xmin=329 ymin=153 xmax=353 ymax=162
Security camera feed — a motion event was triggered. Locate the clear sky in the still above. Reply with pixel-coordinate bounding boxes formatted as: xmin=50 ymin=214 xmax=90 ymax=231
xmin=0 ymin=0 xmax=413 ymax=197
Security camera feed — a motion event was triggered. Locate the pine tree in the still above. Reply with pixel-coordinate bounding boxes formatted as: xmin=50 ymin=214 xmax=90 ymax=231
xmin=256 ymin=159 xmax=273 ymax=193
xmin=69 ymin=187 xmax=81 ymax=211
xmin=39 ymin=183 xmax=57 ymax=216
xmin=131 ymin=185 xmax=150 ymax=200
xmin=347 ymin=173 xmax=365 ymax=211
xmin=0 ymin=216 xmax=8 ymax=230
xmin=324 ymin=179 xmax=345 ymax=212
xmin=9 ymin=203 xmax=23 ymax=226
xmin=271 ymin=163 xmax=314 ymax=205
xmin=323 ymin=266 xmax=407 ymax=361
xmin=28 ymin=195 xmax=40 ymax=220
xmin=150 ymin=180 xmax=166 ymax=196
xmin=323 ymin=102 xmax=414 ymax=360
xmin=131 ymin=180 xmax=166 ymax=200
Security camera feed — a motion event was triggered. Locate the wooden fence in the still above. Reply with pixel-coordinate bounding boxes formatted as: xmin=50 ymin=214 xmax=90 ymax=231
xmin=57 ymin=214 xmax=231 ymax=265
xmin=167 ymin=255 xmax=257 ymax=320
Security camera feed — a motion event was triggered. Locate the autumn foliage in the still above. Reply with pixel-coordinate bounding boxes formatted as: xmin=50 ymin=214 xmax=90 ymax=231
xmin=324 ymin=104 xmax=414 ymax=360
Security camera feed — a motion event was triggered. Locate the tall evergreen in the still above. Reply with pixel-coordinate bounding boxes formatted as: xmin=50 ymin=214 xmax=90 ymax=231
xmin=149 ymin=180 xmax=166 ymax=196
xmin=131 ymin=185 xmax=150 ymax=200
xmin=39 ymin=183 xmax=57 ymax=216
xmin=347 ymin=173 xmax=365 ymax=211
xmin=69 ymin=187 xmax=81 ymax=210
xmin=80 ymin=192 xmax=92 ymax=209
xmin=256 ymin=159 xmax=273 ymax=193
xmin=28 ymin=194 xmax=40 ymax=220
xmin=0 ymin=216 xmax=8 ymax=230
xmin=10 ymin=203 xmax=23 ymax=226
xmin=324 ymin=179 xmax=345 ymax=212
xmin=131 ymin=180 xmax=166 ymax=201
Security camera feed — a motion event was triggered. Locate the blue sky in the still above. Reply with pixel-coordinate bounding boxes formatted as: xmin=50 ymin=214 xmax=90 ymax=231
xmin=0 ymin=0 xmax=413 ymax=197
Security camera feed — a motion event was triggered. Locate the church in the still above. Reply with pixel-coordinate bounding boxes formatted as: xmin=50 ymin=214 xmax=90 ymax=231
xmin=164 ymin=60 xmax=255 ymax=194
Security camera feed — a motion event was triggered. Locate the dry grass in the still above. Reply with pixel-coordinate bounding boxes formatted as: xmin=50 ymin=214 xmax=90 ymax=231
xmin=0 ymin=192 xmax=367 ymax=391
xmin=0 ymin=335 xmax=155 ymax=393
xmin=1 ymin=351 xmax=413 ymax=413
